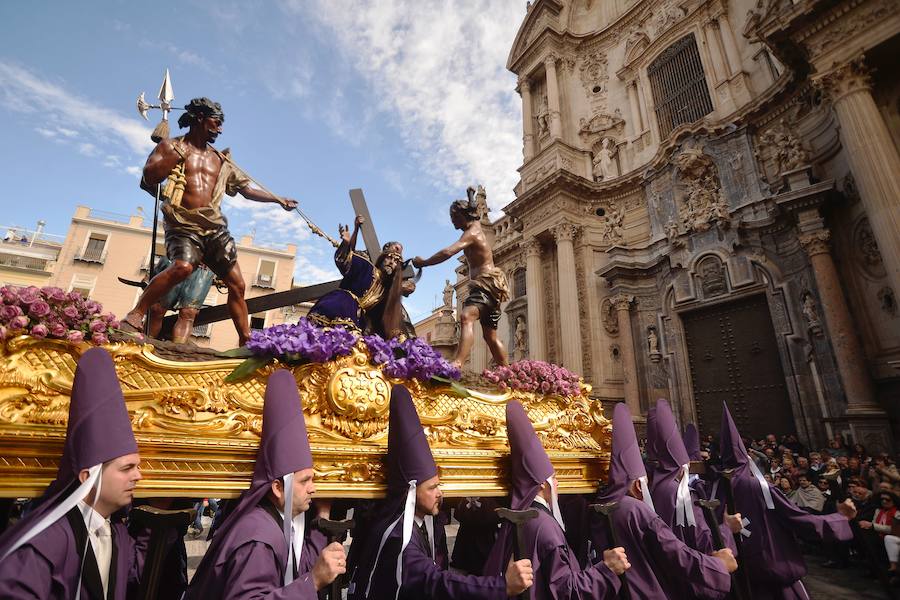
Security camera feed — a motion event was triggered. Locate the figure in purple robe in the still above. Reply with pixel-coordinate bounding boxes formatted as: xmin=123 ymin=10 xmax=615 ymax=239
xmin=588 ymin=403 xmax=736 ymax=600
xmin=451 ymin=496 xmax=502 ymax=575
xmin=185 ymin=369 xmax=343 ymax=599
xmin=711 ymin=403 xmax=857 ymax=600
xmin=0 ymin=348 xmax=148 ymax=599
xmin=484 ymin=400 xmax=628 ymax=599
xmin=646 ymin=400 xmax=740 ymax=598
xmin=347 ymin=384 xmax=533 ymax=600
xmin=308 ymin=215 xmax=404 ymax=335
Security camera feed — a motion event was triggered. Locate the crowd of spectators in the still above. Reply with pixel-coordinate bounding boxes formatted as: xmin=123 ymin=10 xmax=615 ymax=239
xmin=698 ymin=431 xmax=900 ymax=583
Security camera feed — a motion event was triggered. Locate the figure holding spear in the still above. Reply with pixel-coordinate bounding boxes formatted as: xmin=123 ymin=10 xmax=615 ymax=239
xmin=123 ymin=97 xmax=297 ymax=345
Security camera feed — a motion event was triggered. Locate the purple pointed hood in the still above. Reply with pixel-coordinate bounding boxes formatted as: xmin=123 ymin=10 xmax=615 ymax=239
xmin=647 ymin=399 xmax=689 ymax=471
xmin=719 ymin=402 xmax=749 ymax=474
xmin=506 ymin=400 xmax=554 ymax=511
xmin=191 ymin=369 xmax=312 ymax=579
xmin=647 ymin=399 xmax=692 ymax=527
xmin=598 ymin=403 xmax=647 ymax=503
xmin=386 ymin=384 xmax=437 ymax=492
xmin=0 ymin=348 xmax=137 ymax=559
xmin=683 ymin=423 xmax=702 ymax=462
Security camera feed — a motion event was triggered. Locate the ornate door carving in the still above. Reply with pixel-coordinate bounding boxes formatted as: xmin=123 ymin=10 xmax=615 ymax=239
xmin=682 ymin=294 xmax=794 ymax=440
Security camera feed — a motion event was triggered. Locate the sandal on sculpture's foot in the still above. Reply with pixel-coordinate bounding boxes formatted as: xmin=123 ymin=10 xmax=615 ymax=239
xmin=117 ymin=313 xmax=146 ymax=341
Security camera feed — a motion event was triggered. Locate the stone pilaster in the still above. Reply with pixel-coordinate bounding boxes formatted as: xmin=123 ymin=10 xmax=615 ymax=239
xmin=717 ymin=14 xmax=742 ymax=77
xmin=544 ymin=54 xmax=563 ymax=139
xmin=612 ymin=293 xmax=641 ymax=414
xmin=626 ymin=80 xmax=643 ymax=137
xmin=799 ymin=228 xmax=892 ymax=451
xmin=552 ymin=223 xmax=583 ymax=374
xmin=524 ymin=239 xmax=546 ymax=361
xmin=519 ymin=75 xmax=535 ymax=161
xmin=815 ymin=57 xmax=900 ymax=301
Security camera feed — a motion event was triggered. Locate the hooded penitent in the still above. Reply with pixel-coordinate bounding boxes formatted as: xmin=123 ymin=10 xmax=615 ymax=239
xmin=0 ymin=347 xmax=138 ymax=562
xmin=683 ymin=424 xmax=702 ymax=462
xmin=484 ymin=400 xmax=565 ymax=574
xmin=189 ymin=369 xmax=314 ymax=587
xmin=347 ymin=384 xmax=437 ymax=600
xmin=647 ymin=400 xmax=695 ymax=529
xmin=717 ymin=403 xmax=773 ymax=511
xmin=597 ymin=403 xmax=655 ymax=511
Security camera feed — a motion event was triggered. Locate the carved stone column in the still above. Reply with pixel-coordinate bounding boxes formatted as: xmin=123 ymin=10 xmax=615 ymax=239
xmin=552 ymin=223 xmax=583 ymax=374
xmin=799 ymin=229 xmax=891 ymax=451
xmin=524 ymin=239 xmax=546 ymax=361
xmin=519 ymin=76 xmax=535 ymax=161
xmin=612 ymin=294 xmax=641 ymax=413
xmin=816 ymin=57 xmax=900 ymax=300
xmin=716 ymin=15 xmax=742 ymax=77
xmin=626 ymin=80 xmax=643 ymax=137
xmin=703 ymin=21 xmax=728 ymax=84
xmin=544 ymin=55 xmax=563 ymax=139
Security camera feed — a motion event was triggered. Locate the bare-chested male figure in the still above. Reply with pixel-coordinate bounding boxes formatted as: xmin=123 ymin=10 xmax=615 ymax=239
xmin=413 ymin=188 xmax=509 ymax=368
xmin=123 ymin=98 xmax=297 ymax=345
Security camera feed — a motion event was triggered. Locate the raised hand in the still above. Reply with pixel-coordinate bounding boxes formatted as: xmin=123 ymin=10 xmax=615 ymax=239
xmin=279 ymin=197 xmax=298 ymax=211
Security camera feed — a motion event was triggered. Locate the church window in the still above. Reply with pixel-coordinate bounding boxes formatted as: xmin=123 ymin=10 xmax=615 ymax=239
xmin=513 ymin=268 xmax=527 ymax=298
xmin=648 ymin=34 xmax=714 ymax=138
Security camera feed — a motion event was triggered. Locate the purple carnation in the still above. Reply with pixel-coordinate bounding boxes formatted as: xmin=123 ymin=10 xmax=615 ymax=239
xmin=28 ymin=300 xmax=51 ymax=319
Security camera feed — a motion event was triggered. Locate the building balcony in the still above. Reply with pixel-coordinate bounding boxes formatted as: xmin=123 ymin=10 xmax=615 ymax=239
xmin=0 ymin=253 xmax=53 ymax=276
xmin=74 ymin=248 xmax=108 ymax=264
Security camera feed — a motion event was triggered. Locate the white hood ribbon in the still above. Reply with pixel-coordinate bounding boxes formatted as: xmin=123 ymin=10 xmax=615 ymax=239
xmin=740 ymin=516 xmax=751 ymax=538
xmin=365 ymin=480 xmax=417 ymax=600
xmin=675 ymin=464 xmax=696 ymax=528
xmin=747 ymin=454 xmax=775 ymax=510
xmin=638 ymin=475 xmax=656 ymax=514
xmin=465 ymin=497 xmax=482 ymax=510
xmin=282 ymin=472 xmax=297 ymax=586
xmin=548 ymin=477 xmax=565 ymax=532
xmin=423 ymin=514 xmax=435 ymax=561
xmin=75 ymin=465 xmax=104 ymax=600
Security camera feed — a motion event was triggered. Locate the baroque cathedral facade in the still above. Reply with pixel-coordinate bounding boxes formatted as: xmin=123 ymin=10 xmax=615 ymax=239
xmin=462 ymin=0 xmax=900 ymax=452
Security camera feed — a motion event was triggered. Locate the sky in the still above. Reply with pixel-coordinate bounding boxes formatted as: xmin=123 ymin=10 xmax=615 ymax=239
xmin=0 ymin=1 xmax=526 ymax=322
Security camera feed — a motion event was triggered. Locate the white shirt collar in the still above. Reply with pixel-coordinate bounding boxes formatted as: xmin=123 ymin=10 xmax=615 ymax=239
xmin=414 ymin=515 xmax=424 ymax=527
xmin=533 ymin=494 xmax=550 ymax=510
xmin=77 ymin=500 xmax=109 ymax=534
xmin=277 ymin=509 xmax=305 ymax=554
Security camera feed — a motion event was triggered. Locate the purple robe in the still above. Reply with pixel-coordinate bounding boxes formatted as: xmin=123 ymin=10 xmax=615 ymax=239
xmin=451 ymin=497 xmax=501 ymax=575
xmin=589 ymin=403 xmax=731 ymax=600
xmin=308 ymin=244 xmax=380 ymax=330
xmin=360 ymin=513 xmax=506 ymax=600
xmin=715 ymin=403 xmax=853 ymax=599
xmin=184 ymin=502 xmax=326 ymax=599
xmin=0 ymin=508 xmax=146 ymax=599
xmin=588 ymin=495 xmax=731 ymax=600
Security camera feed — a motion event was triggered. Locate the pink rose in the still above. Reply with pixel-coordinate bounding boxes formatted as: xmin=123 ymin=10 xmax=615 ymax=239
xmin=28 ymin=300 xmax=51 ymax=319
xmin=0 ymin=304 xmax=23 ymax=321
xmin=17 ymin=286 xmax=40 ymax=305
xmin=30 ymin=323 xmax=48 ymax=338
xmin=49 ymin=321 xmax=67 ymax=338
xmin=89 ymin=319 xmax=106 ymax=333
xmin=67 ymin=330 xmax=84 ymax=343
xmin=62 ymin=305 xmax=80 ymax=320
xmin=0 ymin=287 xmax=18 ymax=305
xmin=107 ymin=319 xmax=120 ymax=330
xmin=41 ymin=286 xmax=67 ymax=303
xmin=540 ymin=381 xmax=551 ymax=393
xmin=67 ymin=291 xmax=84 ymax=302
xmin=91 ymin=332 xmax=108 ymax=345
xmin=84 ymin=300 xmax=101 ymax=315
xmin=9 ymin=315 xmax=28 ymax=330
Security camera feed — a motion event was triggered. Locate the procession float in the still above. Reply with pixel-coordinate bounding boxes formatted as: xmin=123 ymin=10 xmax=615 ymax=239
xmin=0 ymin=287 xmax=611 ymax=500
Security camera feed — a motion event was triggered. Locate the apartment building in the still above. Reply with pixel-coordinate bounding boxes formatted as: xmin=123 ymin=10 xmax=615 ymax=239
xmin=0 ymin=222 xmax=64 ymax=289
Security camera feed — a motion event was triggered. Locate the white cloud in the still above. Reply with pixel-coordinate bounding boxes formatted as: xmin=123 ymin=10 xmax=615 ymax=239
xmin=297 ymin=0 xmax=524 ymax=212
xmin=125 ymin=165 xmax=142 ymax=176
xmin=0 ymin=61 xmax=154 ymax=156
xmin=78 ymin=142 xmax=99 ymax=157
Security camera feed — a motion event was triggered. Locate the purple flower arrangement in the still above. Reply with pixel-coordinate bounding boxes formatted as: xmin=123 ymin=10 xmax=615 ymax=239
xmin=225 ymin=318 xmax=461 ymax=384
xmin=0 ymin=285 xmax=119 ymax=345
xmin=482 ymin=360 xmax=584 ymax=397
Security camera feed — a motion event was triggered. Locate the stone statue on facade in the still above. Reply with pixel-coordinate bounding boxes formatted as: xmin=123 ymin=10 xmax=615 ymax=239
xmin=674 ymin=148 xmax=730 ymax=233
xmin=599 ymin=204 xmax=625 ymax=244
xmin=536 ymin=95 xmax=550 ymax=137
xmin=442 ymin=279 xmax=454 ymax=309
xmin=801 ymin=291 xmax=822 ymax=336
xmin=513 ymin=315 xmax=528 ymax=361
xmin=763 ymin=119 xmax=810 ymax=175
xmin=592 ymin=138 xmax=617 ymax=181
xmin=647 ymin=325 xmax=661 ymax=362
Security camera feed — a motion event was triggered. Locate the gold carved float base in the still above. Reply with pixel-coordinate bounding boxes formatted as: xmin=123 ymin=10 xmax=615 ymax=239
xmin=0 ymin=337 xmax=610 ymax=499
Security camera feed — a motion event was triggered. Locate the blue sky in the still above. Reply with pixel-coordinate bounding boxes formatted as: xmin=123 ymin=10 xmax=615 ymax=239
xmin=0 ymin=1 xmax=525 ymax=322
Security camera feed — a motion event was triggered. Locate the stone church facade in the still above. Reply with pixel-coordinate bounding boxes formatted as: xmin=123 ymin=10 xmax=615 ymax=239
xmin=462 ymin=0 xmax=900 ymax=451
